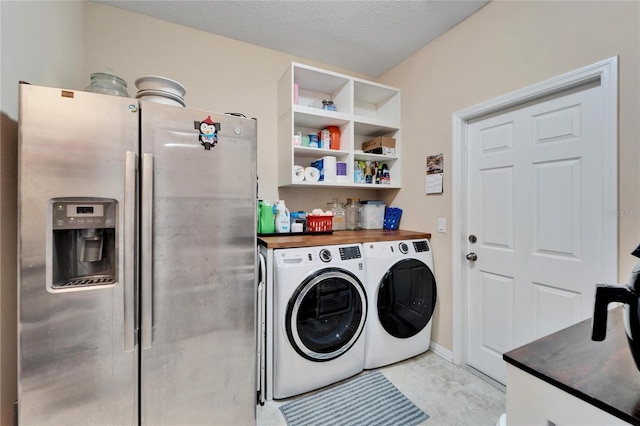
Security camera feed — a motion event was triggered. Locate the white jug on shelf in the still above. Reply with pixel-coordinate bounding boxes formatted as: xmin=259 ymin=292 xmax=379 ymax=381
xmin=275 ymin=200 xmax=290 ymax=233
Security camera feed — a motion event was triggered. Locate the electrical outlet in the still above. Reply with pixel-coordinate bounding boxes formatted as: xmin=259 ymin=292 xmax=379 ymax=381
xmin=437 ymin=218 xmax=446 ymax=233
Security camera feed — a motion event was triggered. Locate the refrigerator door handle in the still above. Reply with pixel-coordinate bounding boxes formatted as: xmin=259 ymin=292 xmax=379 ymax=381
xmin=124 ymin=151 xmax=137 ymax=352
xmin=141 ymin=153 xmax=154 ymax=349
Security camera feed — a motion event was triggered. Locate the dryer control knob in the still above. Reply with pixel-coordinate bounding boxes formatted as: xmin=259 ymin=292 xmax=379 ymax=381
xmin=399 ymin=242 xmax=409 ymax=254
xmin=319 ymin=249 xmax=332 ymax=263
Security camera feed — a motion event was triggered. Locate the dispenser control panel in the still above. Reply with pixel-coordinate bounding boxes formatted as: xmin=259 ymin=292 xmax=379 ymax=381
xmin=47 ymin=197 xmax=118 ymax=292
xmin=52 ymin=200 xmax=116 ymax=230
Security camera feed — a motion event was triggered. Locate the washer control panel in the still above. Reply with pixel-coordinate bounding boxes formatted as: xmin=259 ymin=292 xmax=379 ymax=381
xmin=275 ymin=244 xmax=365 ymax=268
xmin=413 ymin=240 xmax=430 ymax=252
xmin=339 ymin=245 xmax=362 ymax=261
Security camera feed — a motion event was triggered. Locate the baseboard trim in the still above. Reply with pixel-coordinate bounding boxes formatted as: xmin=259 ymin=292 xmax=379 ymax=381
xmin=465 ymin=365 xmax=506 ymax=393
xmin=429 ymin=342 xmax=453 ymax=362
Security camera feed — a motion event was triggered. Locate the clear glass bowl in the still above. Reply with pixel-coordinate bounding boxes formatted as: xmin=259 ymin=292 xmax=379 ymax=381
xmin=85 ymin=72 xmax=130 ymax=97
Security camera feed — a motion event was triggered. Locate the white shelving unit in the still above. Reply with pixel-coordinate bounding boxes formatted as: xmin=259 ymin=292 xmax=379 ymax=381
xmin=277 ymin=62 xmax=401 ymax=189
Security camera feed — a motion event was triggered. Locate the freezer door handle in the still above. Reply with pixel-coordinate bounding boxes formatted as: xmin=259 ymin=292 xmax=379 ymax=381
xmin=141 ymin=153 xmax=154 ymax=349
xmin=257 ymin=251 xmax=267 ymax=405
xmin=124 ymin=151 xmax=137 ymax=352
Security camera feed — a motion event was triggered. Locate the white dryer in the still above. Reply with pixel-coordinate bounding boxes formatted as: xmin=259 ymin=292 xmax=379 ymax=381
xmin=362 ymin=239 xmax=437 ymax=369
xmin=272 ymin=244 xmax=367 ymax=399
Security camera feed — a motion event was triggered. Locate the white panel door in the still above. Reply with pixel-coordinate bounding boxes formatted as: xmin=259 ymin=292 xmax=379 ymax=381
xmin=467 ymin=82 xmax=606 ymax=384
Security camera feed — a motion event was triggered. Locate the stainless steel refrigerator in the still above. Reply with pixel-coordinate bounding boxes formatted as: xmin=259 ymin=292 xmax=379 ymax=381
xmin=18 ymin=83 xmax=257 ymax=425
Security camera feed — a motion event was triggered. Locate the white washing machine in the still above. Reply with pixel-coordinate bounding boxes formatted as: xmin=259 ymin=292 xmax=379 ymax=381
xmin=272 ymin=244 xmax=367 ymax=399
xmin=362 ymin=239 xmax=437 ymax=369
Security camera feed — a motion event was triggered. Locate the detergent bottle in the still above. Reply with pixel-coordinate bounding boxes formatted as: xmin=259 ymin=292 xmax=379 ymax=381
xmin=275 ymin=200 xmax=290 ymax=233
xmin=259 ymin=200 xmax=275 ymax=234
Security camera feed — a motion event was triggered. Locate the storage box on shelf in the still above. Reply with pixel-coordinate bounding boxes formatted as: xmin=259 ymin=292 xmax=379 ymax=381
xmin=360 ymin=201 xmax=386 ymax=229
xmin=362 ymin=136 xmax=396 ymax=155
xmin=277 ymin=62 xmax=401 ymax=189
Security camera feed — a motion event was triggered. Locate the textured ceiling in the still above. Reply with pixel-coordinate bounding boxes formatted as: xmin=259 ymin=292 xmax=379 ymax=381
xmin=92 ymin=0 xmax=489 ymax=77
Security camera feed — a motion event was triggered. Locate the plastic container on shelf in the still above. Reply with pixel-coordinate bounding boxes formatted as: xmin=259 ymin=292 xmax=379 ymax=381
xmin=327 ymin=126 xmax=341 ymax=150
xmin=383 ymin=207 xmax=403 ymax=230
xmin=319 ymin=129 xmax=331 ymax=149
xmin=275 ymin=200 xmax=290 ymax=233
xmin=360 ymin=200 xmax=386 ymax=229
xmin=354 ymin=162 xmax=364 ymax=184
xmin=321 ymin=100 xmax=336 ymax=111
xmin=364 ymin=162 xmax=373 ymax=184
xmin=293 ymin=132 xmax=302 ymax=146
xmin=381 ymin=164 xmax=391 ymax=184
xmin=290 ymin=211 xmax=307 ymax=232
xmin=258 ymin=200 xmax=275 ymax=234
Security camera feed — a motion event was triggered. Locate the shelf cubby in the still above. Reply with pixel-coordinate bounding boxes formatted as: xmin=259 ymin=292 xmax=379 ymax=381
xmin=278 ymin=62 xmax=402 ymax=189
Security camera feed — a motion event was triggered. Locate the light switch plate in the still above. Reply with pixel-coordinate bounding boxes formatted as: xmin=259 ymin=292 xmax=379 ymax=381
xmin=437 ymin=218 xmax=446 ymax=233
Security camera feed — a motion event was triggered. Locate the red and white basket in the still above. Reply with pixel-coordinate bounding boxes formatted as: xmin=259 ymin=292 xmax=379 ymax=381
xmin=307 ymin=215 xmax=333 ymax=232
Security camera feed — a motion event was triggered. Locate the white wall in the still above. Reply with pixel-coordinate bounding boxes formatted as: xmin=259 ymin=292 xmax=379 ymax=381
xmin=0 ymin=2 xmax=84 ymax=424
xmin=377 ymin=0 xmax=640 ymax=351
xmin=1 ymin=1 xmax=85 ymax=117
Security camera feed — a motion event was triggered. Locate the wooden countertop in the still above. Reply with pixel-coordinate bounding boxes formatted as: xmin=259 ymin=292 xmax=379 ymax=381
xmin=257 ymin=229 xmax=431 ymax=248
xmin=504 ymin=307 xmax=640 ymax=425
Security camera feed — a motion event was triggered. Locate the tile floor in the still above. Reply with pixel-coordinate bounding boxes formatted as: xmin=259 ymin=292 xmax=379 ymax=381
xmin=257 ymin=350 xmax=506 ymax=426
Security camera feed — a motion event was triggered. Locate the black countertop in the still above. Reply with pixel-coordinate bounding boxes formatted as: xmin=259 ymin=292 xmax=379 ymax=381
xmin=504 ymin=307 xmax=640 ymax=425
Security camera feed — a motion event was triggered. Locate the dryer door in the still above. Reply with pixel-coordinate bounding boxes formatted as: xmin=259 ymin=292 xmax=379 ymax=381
xmin=378 ymin=259 xmax=437 ymax=338
xmin=286 ymin=268 xmax=367 ymax=362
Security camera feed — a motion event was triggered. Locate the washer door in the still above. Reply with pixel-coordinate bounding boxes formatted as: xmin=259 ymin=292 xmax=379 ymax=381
xmin=286 ymin=268 xmax=367 ymax=362
xmin=378 ymin=258 xmax=437 ymax=338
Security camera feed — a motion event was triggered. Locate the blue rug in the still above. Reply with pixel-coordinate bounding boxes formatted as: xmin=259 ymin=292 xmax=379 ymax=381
xmin=279 ymin=371 xmax=429 ymax=426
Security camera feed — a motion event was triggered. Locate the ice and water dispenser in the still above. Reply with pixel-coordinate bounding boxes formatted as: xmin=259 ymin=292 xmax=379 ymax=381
xmin=48 ymin=198 xmax=118 ymax=291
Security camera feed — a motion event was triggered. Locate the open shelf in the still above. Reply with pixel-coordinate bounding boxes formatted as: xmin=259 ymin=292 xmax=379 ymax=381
xmin=277 ymin=62 xmax=402 ymax=189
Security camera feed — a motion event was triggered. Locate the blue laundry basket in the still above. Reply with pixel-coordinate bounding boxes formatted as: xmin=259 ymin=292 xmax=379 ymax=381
xmin=383 ymin=207 xmax=402 ymax=230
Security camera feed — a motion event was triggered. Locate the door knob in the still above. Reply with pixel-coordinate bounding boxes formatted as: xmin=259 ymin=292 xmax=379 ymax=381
xmin=466 ymin=252 xmax=478 ymax=261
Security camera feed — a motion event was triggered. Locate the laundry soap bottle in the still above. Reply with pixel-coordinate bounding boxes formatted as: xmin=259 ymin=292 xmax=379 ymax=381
xmin=275 ymin=200 xmax=290 ymax=233
xmin=259 ymin=200 xmax=275 ymax=234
